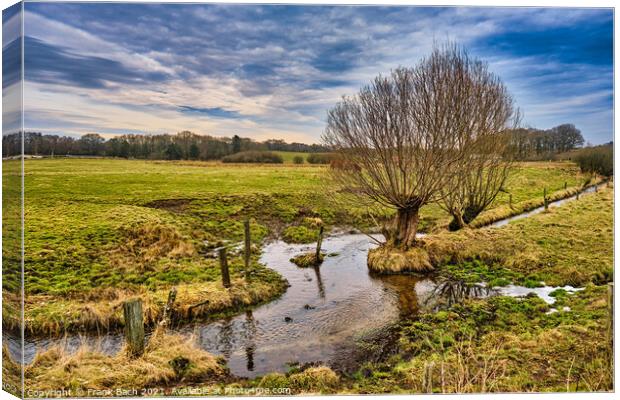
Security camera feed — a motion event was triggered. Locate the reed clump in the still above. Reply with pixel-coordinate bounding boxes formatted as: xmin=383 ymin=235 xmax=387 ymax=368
xmin=24 ymin=333 xmax=227 ymax=392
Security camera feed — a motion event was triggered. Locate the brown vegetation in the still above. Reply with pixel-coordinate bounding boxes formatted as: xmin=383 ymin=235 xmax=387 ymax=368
xmin=23 ymin=332 xmax=227 ymax=393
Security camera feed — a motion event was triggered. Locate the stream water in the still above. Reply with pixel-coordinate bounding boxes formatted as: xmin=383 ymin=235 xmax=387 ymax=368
xmin=8 ymin=183 xmax=602 ymax=377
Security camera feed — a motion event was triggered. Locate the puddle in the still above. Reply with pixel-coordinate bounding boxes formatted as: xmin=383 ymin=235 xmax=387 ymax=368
xmin=495 ymin=284 xmax=583 ymax=305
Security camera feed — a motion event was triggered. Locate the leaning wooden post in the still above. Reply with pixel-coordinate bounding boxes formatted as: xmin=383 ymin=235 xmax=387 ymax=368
xmin=123 ymin=299 xmax=145 ymax=357
xmin=543 ymin=188 xmax=548 ymax=210
xmin=244 ymin=219 xmax=251 ymax=281
xmin=315 ymin=226 xmax=324 ymax=264
xmin=508 ymin=194 xmax=513 ymax=209
xmin=219 ymin=247 xmax=231 ymax=288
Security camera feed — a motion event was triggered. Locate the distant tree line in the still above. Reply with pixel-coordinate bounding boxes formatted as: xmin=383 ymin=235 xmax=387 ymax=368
xmin=2 ymin=131 xmax=330 ymax=160
xmin=509 ymin=124 xmax=585 ymax=160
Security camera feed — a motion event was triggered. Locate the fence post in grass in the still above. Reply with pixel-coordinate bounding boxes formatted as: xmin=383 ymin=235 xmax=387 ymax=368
xmin=219 ymin=247 xmax=231 ymax=288
xmin=508 ymin=194 xmax=513 ymax=209
xmin=123 ymin=299 xmax=145 ymax=357
xmin=244 ymin=219 xmax=251 ymax=281
xmin=564 ymin=181 xmax=567 ymax=190
xmin=161 ymin=287 xmax=177 ymax=328
xmin=424 ymin=362 xmax=434 ymax=393
xmin=315 ymin=226 xmax=324 ymax=264
xmin=543 ymin=188 xmax=548 ymax=210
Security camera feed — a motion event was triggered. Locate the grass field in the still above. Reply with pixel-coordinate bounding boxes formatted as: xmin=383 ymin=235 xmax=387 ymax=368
xmin=12 ymin=186 xmax=614 ymax=394
xmin=2 ymin=158 xmax=599 ymax=335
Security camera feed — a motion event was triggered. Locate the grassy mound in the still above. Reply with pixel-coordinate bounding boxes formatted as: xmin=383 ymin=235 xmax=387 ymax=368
xmin=24 ymin=332 xmax=227 ymax=392
xmin=257 ymin=366 xmax=340 ymax=394
xmin=290 ymin=252 xmax=325 ymax=268
xmin=367 ymin=246 xmax=433 ymax=274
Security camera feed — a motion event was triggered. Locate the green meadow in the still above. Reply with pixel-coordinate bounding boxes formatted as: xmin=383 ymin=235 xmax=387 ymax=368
xmin=3 ymin=158 xmax=595 ymax=334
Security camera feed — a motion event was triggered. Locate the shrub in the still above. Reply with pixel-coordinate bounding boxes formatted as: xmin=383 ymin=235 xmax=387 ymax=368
xmin=574 ymin=145 xmax=613 ymax=177
xmin=222 ymin=151 xmax=283 ymax=164
xmin=293 ymin=155 xmax=304 ymax=164
xmin=306 ymin=153 xmax=335 ymax=164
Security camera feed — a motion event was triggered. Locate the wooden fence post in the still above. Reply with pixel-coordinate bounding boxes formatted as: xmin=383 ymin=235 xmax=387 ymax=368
xmin=509 ymin=194 xmax=513 ymax=209
xmin=161 ymin=287 xmax=177 ymax=327
xmin=219 ymin=247 xmax=231 ymax=288
xmin=244 ymin=219 xmax=251 ymax=281
xmin=315 ymin=226 xmax=324 ymax=262
xmin=123 ymin=299 xmax=145 ymax=356
xmin=564 ymin=181 xmax=567 ymax=190
xmin=424 ymin=362 xmax=434 ymax=393
xmin=543 ymin=188 xmax=548 ymax=210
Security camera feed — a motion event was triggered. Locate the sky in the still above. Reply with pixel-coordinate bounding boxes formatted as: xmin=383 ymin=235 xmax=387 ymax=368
xmin=2 ymin=3 xmax=614 ymax=144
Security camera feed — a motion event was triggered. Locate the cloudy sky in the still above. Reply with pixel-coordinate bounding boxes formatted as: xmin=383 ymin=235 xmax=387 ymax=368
xmin=3 ymin=3 xmax=614 ymax=144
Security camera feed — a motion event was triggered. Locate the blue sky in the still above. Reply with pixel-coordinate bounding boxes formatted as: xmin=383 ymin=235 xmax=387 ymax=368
xmin=4 ymin=3 xmax=614 ymax=144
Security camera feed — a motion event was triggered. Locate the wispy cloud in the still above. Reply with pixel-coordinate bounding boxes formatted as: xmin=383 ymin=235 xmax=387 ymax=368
xmin=13 ymin=4 xmax=614 ymax=144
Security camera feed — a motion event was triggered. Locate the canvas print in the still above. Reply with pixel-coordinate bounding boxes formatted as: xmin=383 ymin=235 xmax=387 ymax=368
xmin=1 ymin=1 xmax=614 ymax=397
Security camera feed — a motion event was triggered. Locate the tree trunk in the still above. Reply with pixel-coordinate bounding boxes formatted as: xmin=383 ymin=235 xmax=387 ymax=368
xmin=395 ymin=207 xmax=420 ymax=248
xmin=449 ymin=205 xmax=483 ymax=231
xmin=448 ymin=210 xmax=466 ymax=231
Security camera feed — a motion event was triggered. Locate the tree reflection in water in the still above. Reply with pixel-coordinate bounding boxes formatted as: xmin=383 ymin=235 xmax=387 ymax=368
xmin=425 ymin=277 xmax=497 ymax=310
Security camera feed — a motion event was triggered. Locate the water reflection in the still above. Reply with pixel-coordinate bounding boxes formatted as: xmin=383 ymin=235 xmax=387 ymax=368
xmin=243 ymin=311 xmax=257 ymax=371
xmin=426 ymin=278 xmax=496 ymax=310
xmin=312 ymin=265 xmax=326 ymax=298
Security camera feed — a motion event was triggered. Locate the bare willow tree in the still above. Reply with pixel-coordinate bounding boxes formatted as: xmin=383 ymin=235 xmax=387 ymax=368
xmin=323 ymin=44 xmax=518 ymax=248
xmin=442 ymin=132 xmax=515 ymax=231
xmin=439 ymin=55 xmax=519 ymax=231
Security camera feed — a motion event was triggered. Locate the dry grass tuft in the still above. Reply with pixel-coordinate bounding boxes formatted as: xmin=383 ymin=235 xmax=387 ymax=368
xmin=290 ymin=252 xmax=324 ymax=268
xmin=367 ymin=246 xmax=433 ymax=274
xmin=110 ymin=222 xmax=195 ymax=271
xmin=24 ymin=333 xmax=227 ymax=392
xmin=288 ymin=366 xmax=340 ymax=393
